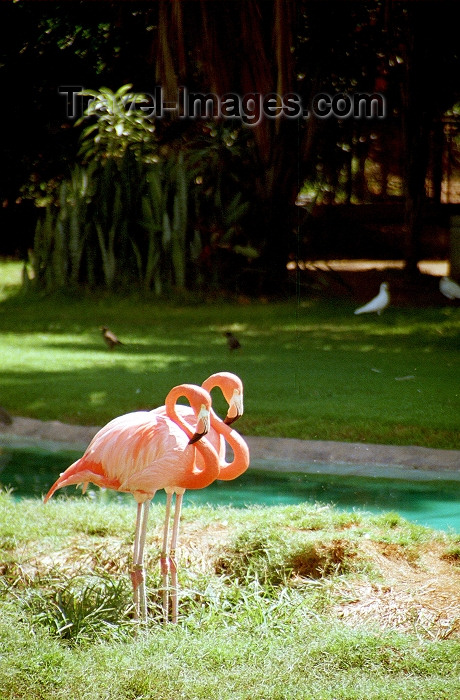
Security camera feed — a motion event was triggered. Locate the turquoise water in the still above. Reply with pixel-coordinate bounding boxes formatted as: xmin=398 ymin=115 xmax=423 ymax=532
xmin=1 ymin=444 xmax=459 ymax=532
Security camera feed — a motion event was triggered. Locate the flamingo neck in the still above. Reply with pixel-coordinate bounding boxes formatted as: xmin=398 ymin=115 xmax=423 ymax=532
xmin=165 ymin=386 xmax=195 ymax=441
xmin=202 ymin=373 xmax=242 ymax=403
xmin=165 ymin=385 xmax=220 ymax=489
xmin=210 ymin=410 xmax=249 ymax=480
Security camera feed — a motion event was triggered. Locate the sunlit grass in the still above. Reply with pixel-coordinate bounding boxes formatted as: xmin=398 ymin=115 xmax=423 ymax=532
xmin=0 ymin=259 xmax=459 ymax=448
xmin=1 ymin=493 xmax=459 ymax=698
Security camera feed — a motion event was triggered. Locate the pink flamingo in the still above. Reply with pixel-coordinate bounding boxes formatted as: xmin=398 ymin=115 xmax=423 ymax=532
xmin=151 ymin=372 xmax=249 ymax=616
xmin=44 ymin=384 xmax=220 ymax=623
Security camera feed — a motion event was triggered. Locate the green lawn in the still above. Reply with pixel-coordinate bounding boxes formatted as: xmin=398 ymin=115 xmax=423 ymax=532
xmin=0 ymin=260 xmax=459 ymax=449
xmin=1 ymin=493 xmax=459 ymax=699
xmin=1 ymin=261 xmax=459 ymax=699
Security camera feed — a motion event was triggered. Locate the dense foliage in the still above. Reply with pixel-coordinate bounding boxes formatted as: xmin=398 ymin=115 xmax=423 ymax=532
xmin=1 ymin=1 xmax=459 ymax=293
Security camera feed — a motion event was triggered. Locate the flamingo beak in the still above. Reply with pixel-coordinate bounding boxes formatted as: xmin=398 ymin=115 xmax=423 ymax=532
xmin=188 ymin=404 xmax=211 ymax=444
xmin=224 ymin=389 xmax=243 ymax=425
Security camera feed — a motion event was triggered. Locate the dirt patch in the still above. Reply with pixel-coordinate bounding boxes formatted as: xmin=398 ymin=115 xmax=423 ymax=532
xmin=333 ymin=540 xmax=460 ymax=639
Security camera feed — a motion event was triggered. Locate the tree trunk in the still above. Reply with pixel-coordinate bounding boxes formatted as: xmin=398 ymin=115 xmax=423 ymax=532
xmin=450 ymin=216 xmax=460 ymax=280
xmin=400 ymin=4 xmax=441 ymax=275
xmin=155 ymin=0 xmax=300 ymax=295
xmin=431 ymin=119 xmax=444 ymax=205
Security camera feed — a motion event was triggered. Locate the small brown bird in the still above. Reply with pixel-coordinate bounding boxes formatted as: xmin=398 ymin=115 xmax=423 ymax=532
xmin=100 ymin=326 xmax=123 ymax=350
xmin=224 ymin=331 xmax=241 ymax=351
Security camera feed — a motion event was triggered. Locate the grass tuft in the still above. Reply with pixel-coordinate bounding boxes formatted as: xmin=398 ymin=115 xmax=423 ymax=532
xmin=216 ymin=526 xmax=360 ymax=586
xmin=441 ymin=543 xmax=460 ymax=563
xmin=21 ymin=573 xmax=134 ymax=645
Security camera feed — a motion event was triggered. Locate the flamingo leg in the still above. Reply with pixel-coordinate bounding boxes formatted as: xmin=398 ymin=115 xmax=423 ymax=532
xmin=139 ymin=499 xmax=152 ymax=622
xmin=169 ymin=490 xmax=184 ymax=624
xmin=161 ymin=492 xmax=173 ymax=623
xmin=131 ymin=499 xmax=151 ymax=622
xmin=131 ymin=502 xmax=143 ymax=619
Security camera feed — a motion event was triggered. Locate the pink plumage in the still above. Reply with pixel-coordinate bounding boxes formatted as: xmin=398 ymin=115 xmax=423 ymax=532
xmin=45 ymin=412 xmax=199 ymax=504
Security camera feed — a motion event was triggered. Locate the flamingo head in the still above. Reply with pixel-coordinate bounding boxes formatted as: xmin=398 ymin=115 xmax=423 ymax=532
xmin=224 ymin=388 xmax=244 ymax=425
xmin=165 ymin=383 xmax=213 ymax=445
xmin=188 ymin=403 xmax=211 ymax=444
xmin=202 ymin=371 xmax=244 ymax=425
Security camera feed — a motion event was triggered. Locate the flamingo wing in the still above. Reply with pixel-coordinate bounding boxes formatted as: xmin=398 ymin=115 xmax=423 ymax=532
xmin=44 ymin=412 xmax=193 ymax=503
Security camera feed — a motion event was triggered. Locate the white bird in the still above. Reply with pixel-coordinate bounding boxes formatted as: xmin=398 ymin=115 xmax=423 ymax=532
xmin=354 ymin=282 xmax=390 ymax=315
xmin=439 ymin=276 xmax=460 ymax=300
